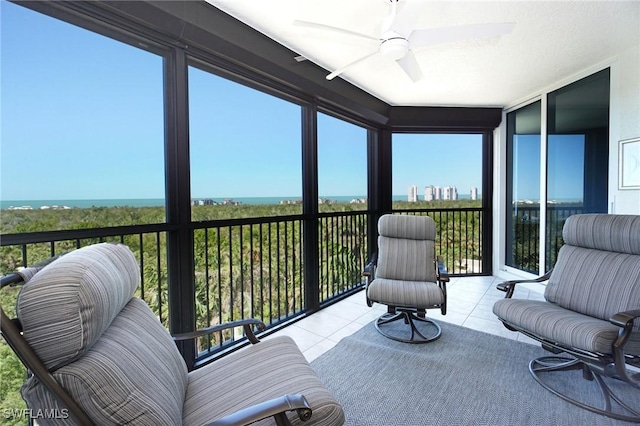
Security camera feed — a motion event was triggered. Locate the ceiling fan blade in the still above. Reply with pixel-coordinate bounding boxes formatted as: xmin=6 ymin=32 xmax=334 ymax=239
xmin=326 ymin=51 xmax=379 ymax=80
xmin=409 ymin=22 xmax=516 ymax=49
xmin=381 ymin=0 xmax=398 ymax=33
xmin=293 ymin=20 xmax=379 ymax=42
xmin=396 ymin=50 xmax=423 ymax=82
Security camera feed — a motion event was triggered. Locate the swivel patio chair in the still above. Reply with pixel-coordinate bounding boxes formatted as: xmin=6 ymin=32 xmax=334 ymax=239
xmin=493 ymin=214 xmax=640 ymax=422
xmin=364 ymin=214 xmax=449 ymax=343
xmin=0 ymin=242 xmax=344 ymax=426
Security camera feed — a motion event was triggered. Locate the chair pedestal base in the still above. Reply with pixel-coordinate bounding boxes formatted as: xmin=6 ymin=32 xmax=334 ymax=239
xmin=529 ymin=355 xmax=640 ymax=423
xmin=374 ymin=310 xmax=441 ymax=344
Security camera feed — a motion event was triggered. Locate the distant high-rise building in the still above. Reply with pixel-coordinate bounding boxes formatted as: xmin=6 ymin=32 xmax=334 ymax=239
xmin=424 ymin=186 xmax=435 ymax=201
xmin=408 ymin=185 xmax=418 ymax=202
xmin=433 ymin=186 xmax=442 ymax=200
xmin=443 ymin=186 xmax=458 ymax=200
xmin=470 ymin=187 xmax=478 ymax=200
xmin=443 ymin=187 xmax=451 ymax=200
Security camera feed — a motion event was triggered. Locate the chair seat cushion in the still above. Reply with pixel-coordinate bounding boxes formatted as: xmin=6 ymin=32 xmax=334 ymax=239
xmin=493 ymin=299 xmax=640 ymax=355
xmin=367 ymin=278 xmax=444 ymax=309
xmin=182 ymin=336 xmax=344 ymax=426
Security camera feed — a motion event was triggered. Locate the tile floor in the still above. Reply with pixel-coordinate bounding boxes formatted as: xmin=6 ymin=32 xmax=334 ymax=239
xmin=268 ymin=275 xmax=546 ymax=362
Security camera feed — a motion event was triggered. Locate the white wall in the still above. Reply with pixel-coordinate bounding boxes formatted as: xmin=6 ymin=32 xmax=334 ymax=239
xmin=610 ymin=45 xmax=640 ymax=214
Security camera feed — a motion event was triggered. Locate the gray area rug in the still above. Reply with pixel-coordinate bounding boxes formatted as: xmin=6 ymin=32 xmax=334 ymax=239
xmin=311 ymin=320 xmax=638 ymax=426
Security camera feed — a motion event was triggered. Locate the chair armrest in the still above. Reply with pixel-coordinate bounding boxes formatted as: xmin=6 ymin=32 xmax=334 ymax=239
xmin=436 ymin=256 xmax=449 ymax=283
xmin=610 ymin=310 xmax=640 ymax=329
xmin=609 ymin=310 xmax=640 ymax=384
xmin=496 ymin=269 xmax=552 ymax=298
xmin=203 ymin=394 xmax=312 ymax=426
xmin=363 ymin=253 xmax=376 ymax=277
xmin=173 ymin=318 xmax=266 ymax=344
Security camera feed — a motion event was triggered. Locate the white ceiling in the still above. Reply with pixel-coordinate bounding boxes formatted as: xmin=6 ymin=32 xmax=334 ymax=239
xmin=204 ymin=0 xmax=639 ymax=108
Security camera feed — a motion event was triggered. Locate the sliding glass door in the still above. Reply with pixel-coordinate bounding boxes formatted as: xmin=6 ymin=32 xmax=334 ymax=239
xmin=505 ymin=68 xmax=610 ymax=274
xmin=506 ymin=102 xmax=541 ymax=273
xmin=545 ymin=69 xmax=610 ymax=270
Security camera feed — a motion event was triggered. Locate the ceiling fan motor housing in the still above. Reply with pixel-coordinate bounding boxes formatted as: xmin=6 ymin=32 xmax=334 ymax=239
xmin=380 ymin=36 xmax=409 ymax=60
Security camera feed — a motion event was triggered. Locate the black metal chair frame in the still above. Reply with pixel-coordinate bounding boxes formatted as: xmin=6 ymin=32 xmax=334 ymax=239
xmin=496 ymin=272 xmax=640 ymax=423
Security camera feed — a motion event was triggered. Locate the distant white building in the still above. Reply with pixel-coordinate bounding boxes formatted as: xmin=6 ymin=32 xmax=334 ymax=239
xmin=433 ymin=186 xmax=442 ymax=200
xmin=443 ymin=186 xmax=458 ymax=200
xmin=470 ymin=187 xmax=478 ymax=200
xmin=408 ymin=185 xmax=418 ymax=202
xmin=424 ymin=186 xmax=435 ymax=201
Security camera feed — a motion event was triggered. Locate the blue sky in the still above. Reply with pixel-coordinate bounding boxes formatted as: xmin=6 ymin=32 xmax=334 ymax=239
xmin=1 ymin=1 xmax=577 ymax=202
xmin=512 ymin=134 xmax=585 ymax=201
xmin=392 ymin=133 xmax=482 ymax=197
xmin=1 ymin=1 xmax=165 ymax=200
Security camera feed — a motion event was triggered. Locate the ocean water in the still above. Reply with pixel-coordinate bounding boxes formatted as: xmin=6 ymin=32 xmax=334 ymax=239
xmin=1 ymin=199 xmax=167 ymax=210
xmin=1 ymin=194 xmax=476 ymax=210
xmin=1 ymin=196 xmax=364 ymax=210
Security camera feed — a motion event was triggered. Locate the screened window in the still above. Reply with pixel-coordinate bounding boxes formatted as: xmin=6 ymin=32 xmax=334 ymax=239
xmin=0 ymin=2 xmax=165 ymax=233
xmin=317 ymin=113 xmax=368 ymax=212
xmin=392 ymin=133 xmax=483 ymax=208
xmin=188 ymin=65 xmax=302 ymax=220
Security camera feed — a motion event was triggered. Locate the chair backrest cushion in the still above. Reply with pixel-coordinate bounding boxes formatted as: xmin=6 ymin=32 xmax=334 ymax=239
xmin=17 ymin=243 xmax=139 ymax=370
xmin=545 ymin=214 xmax=640 ymax=328
xmin=22 ymin=298 xmax=189 ymax=425
xmin=17 ymin=243 xmax=188 ymax=424
xmin=376 ymin=214 xmax=437 ymax=282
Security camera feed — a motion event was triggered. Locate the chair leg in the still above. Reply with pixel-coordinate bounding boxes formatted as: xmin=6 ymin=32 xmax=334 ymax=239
xmin=529 ymin=355 xmax=640 ymax=422
xmin=374 ymin=309 xmax=441 ymax=344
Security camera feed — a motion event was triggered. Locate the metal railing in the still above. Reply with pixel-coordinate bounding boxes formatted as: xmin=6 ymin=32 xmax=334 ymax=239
xmin=507 ymin=204 xmax=584 ymax=273
xmin=1 ymin=207 xmax=486 ymax=359
xmin=0 ymin=225 xmax=171 ymax=323
xmin=191 ymin=216 xmax=306 ymax=358
xmin=318 ymin=211 xmax=368 ymax=302
xmin=0 ymin=212 xmax=370 ymax=360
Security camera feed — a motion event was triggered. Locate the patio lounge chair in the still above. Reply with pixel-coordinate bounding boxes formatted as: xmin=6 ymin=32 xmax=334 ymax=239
xmin=493 ymin=213 xmax=640 ymax=422
xmin=0 ymin=242 xmax=344 ymax=425
xmin=364 ymin=214 xmax=449 ymax=343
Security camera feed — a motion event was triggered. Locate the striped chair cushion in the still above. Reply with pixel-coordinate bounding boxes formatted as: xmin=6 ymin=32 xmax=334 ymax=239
xmin=494 ymin=214 xmax=640 ymax=356
xmin=183 ymin=336 xmax=344 ymax=426
xmin=493 ymin=299 xmax=640 ymax=355
xmin=545 ymin=245 xmax=640 ymax=328
xmin=21 ymin=298 xmax=189 ymax=425
xmin=367 ymin=278 xmax=444 ymax=309
xmin=378 ymin=214 xmax=436 ymax=241
xmin=375 ymin=237 xmax=436 ymax=282
xmin=562 ymin=214 xmax=640 ymax=255
xmin=17 ymin=243 xmax=139 ymax=371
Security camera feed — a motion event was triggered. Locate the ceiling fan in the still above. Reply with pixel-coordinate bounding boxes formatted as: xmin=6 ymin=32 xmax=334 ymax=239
xmin=293 ymin=0 xmax=515 ymax=82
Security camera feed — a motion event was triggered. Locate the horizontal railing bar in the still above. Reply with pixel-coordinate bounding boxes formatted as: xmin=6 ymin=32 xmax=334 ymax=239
xmin=0 ymin=223 xmax=177 ymax=246
xmin=317 ymin=210 xmax=372 ymax=219
xmin=190 ymin=214 xmax=305 ymax=229
xmin=393 ymin=207 xmax=482 ymax=213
